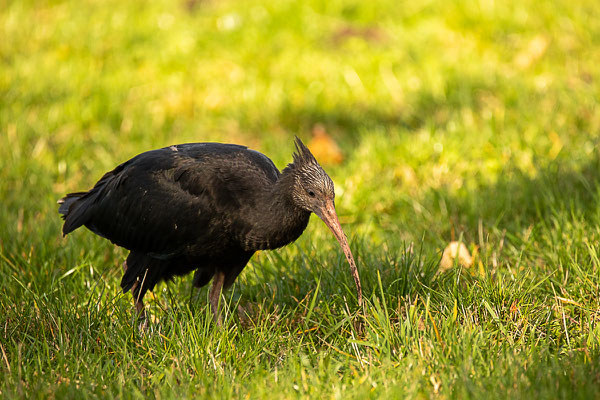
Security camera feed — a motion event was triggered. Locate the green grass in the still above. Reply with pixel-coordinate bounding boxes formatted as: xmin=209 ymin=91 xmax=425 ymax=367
xmin=2 ymin=0 xmax=600 ymax=397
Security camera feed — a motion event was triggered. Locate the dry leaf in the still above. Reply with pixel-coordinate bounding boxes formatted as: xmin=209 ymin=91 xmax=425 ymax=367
xmin=440 ymin=241 xmax=473 ymax=272
xmin=307 ymin=124 xmax=344 ymax=165
xmin=430 ymin=374 xmax=442 ymax=394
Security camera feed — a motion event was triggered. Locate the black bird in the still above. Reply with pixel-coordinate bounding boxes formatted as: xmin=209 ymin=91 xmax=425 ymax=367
xmin=58 ymin=137 xmax=363 ymax=324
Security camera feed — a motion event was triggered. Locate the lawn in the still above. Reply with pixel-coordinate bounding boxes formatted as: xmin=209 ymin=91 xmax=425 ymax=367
xmin=2 ymin=0 xmax=600 ymax=398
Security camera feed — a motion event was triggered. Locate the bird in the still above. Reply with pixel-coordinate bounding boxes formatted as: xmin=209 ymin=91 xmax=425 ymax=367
xmin=58 ymin=137 xmax=363 ymax=325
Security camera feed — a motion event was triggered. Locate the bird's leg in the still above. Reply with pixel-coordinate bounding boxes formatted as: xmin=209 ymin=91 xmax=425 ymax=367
xmin=209 ymin=271 xmax=225 ymax=326
xmin=123 ymin=261 xmax=147 ymax=326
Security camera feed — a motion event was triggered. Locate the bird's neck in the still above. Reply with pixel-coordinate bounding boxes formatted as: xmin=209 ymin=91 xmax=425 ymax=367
xmin=244 ymin=169 xmax=310 ymax=250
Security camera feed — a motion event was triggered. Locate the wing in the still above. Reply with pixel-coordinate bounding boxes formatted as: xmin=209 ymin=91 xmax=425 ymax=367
xmin=61 ymin=143 xmax=281 ymax=258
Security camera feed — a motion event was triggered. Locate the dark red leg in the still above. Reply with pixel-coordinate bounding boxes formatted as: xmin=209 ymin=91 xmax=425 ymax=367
xmin=123 ymin=261 xmax=147 ymax=327
xmin=209 ymin=271 xmax=225 ymax=326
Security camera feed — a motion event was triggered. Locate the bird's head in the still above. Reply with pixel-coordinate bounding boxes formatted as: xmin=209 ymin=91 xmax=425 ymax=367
xmin=287 ymin=136 xmax=363 ymax=306
xmin=289 ymin=137 xmax=335 ymax=214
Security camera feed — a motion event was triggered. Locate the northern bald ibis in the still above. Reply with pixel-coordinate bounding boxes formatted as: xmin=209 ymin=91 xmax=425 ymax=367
xmin=58 ymin=137 xmax=362 ymax=324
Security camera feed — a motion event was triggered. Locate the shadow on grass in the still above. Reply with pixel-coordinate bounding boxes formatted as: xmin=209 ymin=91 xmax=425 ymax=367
xmin=427 ymin=152 xmax=600 ymax=241
xmin=268 ymin=70 xmax=505 ymax=143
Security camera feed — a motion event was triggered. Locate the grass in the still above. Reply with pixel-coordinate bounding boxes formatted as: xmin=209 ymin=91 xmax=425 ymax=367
xmin=2 ymin=0 xmax=600 ymax=397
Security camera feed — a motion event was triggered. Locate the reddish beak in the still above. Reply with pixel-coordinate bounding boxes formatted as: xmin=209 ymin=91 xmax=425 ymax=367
xmin=316 ymin=199 xmax=363 ymax=307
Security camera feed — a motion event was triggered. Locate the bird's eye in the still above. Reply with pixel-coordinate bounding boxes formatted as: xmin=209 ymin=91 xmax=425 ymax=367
xmin=308 ymin=190 xmax=316 ymax=197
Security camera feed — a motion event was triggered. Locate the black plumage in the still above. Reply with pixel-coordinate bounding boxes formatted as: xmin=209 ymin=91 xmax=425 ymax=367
xmin=58 ymin=137 xmax=362 ymax=323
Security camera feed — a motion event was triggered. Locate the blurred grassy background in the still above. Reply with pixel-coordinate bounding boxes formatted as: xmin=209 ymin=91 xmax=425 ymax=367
xmin=2 ymin=0 xmax=600 ymax=398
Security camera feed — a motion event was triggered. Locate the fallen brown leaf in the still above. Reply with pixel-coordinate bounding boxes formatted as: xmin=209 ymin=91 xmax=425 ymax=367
xmin=308 ymin=124 xmax=344 ymax=165
xmin=440 ymin=241 xmax=473 ymax=272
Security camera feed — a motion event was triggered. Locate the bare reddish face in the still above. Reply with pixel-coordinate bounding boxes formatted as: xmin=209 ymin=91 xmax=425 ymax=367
xmin=315 ymin=199 xmax=363 ymax=307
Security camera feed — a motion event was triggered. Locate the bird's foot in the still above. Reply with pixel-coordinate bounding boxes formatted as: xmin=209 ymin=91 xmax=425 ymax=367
xmin=214 ymin=313 xmax=223 ymax=328
xmin=134 ymin=301 xmax=149 ymax=332
xmin=138 ymin=315 xmax=149 ymax=332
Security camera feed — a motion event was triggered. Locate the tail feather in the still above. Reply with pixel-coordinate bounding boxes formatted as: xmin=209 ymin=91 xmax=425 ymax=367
xmin=57 ymin=192 xmax=86 ymax=217
xmin=58 ymin=192 xmax=92 ymax=236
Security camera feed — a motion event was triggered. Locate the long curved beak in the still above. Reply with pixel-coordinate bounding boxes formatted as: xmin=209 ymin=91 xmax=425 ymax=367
xmin=315 ymin=199 xmax=363 ymax=307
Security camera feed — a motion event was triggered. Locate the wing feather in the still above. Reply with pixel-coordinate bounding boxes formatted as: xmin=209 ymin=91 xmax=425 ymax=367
xmin=61 ymin=143 xmax=281 ymax=259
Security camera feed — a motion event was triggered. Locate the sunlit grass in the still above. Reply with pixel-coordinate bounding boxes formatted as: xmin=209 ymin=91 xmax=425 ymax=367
xmin=2 ymin=0 xmax=600 ymax=398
